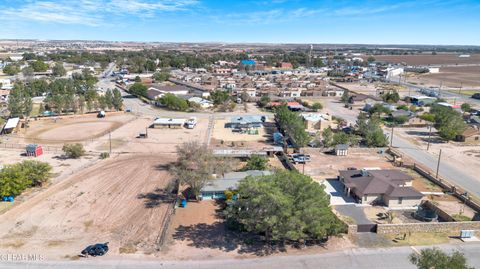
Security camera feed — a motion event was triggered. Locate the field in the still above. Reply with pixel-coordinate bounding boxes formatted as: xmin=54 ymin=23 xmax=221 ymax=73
xmin=0 ymin=154 xmax=175 ymax=259
xmin=371 ymin=54 xmax=480 ymax=65
xmin=407 ymin=66 xmax=480 ymax=88
xmin=21 ymin=113 xmax=135 ymax=144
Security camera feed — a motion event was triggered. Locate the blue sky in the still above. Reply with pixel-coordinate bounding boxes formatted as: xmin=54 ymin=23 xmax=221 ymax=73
xmin=1 ymin=0 xmax=479 ymax=45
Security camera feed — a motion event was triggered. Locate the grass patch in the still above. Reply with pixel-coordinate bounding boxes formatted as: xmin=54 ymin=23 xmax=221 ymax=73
xmin=452 ymin=214 xmax=472 ymax=222
xmin=448 ymin=90 xmax=479 ymax=96
xmin=47 ymin=240 xmax=66 ymax=247
xmin=119 ymin=245 xmax=137 ymax=254
xmin=83 ymin=220 xmax=93 ymax=232
xmin=0 ymin=202 xmax=14 ymax=214
xmin=386 ymin=232 xmax=450 ymax=246
xmin=2 ymin=240 xmax=25 ymax=249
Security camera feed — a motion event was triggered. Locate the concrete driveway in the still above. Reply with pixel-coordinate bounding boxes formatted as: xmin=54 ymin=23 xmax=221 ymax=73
xmin=323 ymin=179 xmax=356 ymax=205
xmin=334 ymin=204 xmax=373 ymax=225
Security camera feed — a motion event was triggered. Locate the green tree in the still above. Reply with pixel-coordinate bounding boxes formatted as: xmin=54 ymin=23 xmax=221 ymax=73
xmin=243 ymin=155 xmax=268 ymax=171
xmin=17 ymin=160 xmax=52 ymax=187
xmin=368 ymin=103 xmax=390 ymax=116
xmin=134 ymin=76 xmax=141 ymax=82
xmin=322 ymin=127 xmax=334 ymax=147
xmin=382 ymin=91 xmax=400 ymax=103
xmin=22 ymin=66 xmax=35 ymax=79
xmin=275 ymin=105 xmax=310 ymax=147
xmin=341 ymin=91 xmax=350 ymax=104
xmin=62 ymin=143 xmax=85 ymax=159
xmin=8 ymin=82 xmax=31 ymax=118
xmin=158 ymin=93 xmax=188 ymax=111
xmin=367 ymin=56 xmax=376 ymax=63
xmin=210 ymin=90 xmax=230 ymax=105
xmin=112 ymin=89 xmax=123 ymax=111
xmin=30 ymin=60 xmax=49 ymax=72
xmin=225 ymin=170 xmax=345 ymax=243
xmin=104 ymin=89 xmax=114 ymax=110
xmin=461 ymin=103 xmax=471 ymax=113
xmin=431 ymin=105 xmax=466 ymax=140
xmin=393 ymin=115 xmax=409 ymax=124
xmin=129 ymin=82 xmax=148 ymax=98
xmin=3 ymin=64 xmax=20 ymax=75
xmin=257 ymin=95 xmax=271 ymax=108
xmin=0 ymin=165 xmax=30 ymax=197
xmin=153 ymin=71 xmax=170 ymax=82
xmin=359 ymin=116 xmax=388 ymax=147
xmin=409 ymin=248 xmax=474 ymax=269
xmin=52 ymin=62 xmax=66 ymax=77
xmin=311 ymin=102 xmax=323 ymax=111
xmin=419 ymin=113 xmax=435 ymax=122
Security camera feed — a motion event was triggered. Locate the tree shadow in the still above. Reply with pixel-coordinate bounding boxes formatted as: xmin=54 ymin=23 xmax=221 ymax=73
xmin=137 ymin=188 xmax=176 ymax=208
xmin=154 ymin=162 xmax=175 ymax=171
xmin=172 ymin=220 xmax=328 ymax=256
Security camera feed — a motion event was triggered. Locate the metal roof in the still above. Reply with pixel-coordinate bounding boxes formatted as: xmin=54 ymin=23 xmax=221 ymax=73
xmin=4 ymin=117 xmax=19 ymax=129
xmin=201 ymin=170 xmax=272 ymax=192
xmin=153 ymin=118 xmax=185 ymax=125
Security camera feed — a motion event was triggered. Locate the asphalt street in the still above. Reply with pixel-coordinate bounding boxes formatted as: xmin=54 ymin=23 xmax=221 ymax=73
xmin=1 ymin=243 xmax=480 ymax=269
xmin=385 ymin=128 xmax=480 ymax=198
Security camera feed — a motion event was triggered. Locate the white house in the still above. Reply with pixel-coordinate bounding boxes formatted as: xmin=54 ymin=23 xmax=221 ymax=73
xmin=188 ymin=97 xmax=213 ymax=109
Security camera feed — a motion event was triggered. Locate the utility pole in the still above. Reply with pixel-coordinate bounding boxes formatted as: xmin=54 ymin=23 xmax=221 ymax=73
xmin=435 ymin=149 xmax=442 ymax=179
xmin=109 ymin=132 xmax=112 ymax=154
xmin=426 ymin=125 xmax=432 ymax=151
xmin=390 ymin=126 xmax=394 ymax=147
xmin=458 ymin=82 xmax=463 ymax=95
xmin=145 ymin=127 xmax=148 ymax=138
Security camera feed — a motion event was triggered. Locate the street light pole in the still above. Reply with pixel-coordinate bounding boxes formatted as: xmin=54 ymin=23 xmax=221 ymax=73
xmin=435 ymin=149 xmax=442 ymax=179
xmin=109 ymin=132 xmax=112 ymax=154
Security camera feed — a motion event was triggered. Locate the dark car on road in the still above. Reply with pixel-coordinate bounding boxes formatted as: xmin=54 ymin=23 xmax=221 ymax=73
xmin=81 ymin=242 xmax=109 ymax=257
xmin=472 ymin=93 xmax=480 ymax=100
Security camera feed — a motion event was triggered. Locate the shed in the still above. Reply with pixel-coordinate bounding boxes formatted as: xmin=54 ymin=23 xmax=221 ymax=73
xmin=26 ymin=144 xmax=43 ymax=157
xmin=153 ymin=118 xmax=186 ymax=129
xmin=2 ymin=117 xmax=20 ymax=134
xmin=335 ymin=144 xmax=348 ymax=156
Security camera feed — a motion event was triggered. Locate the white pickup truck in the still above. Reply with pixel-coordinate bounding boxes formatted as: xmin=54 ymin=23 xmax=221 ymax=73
xmin=185 ymin=117 xmax=197 ymax=129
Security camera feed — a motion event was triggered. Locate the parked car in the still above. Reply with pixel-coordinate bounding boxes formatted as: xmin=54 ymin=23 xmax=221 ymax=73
xmin=471 ymin=93 xmax=480 ymax=100
xmin=81 ymin=242 xmax=109 ymax=257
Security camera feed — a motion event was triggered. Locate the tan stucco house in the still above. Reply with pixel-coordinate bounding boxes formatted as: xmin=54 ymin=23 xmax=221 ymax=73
xmin=338 ymin=169 xmax=423 ymax=208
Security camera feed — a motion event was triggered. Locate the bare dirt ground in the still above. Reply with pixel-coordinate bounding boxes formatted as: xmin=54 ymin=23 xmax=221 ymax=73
xmin=162 ymin=200 xmax=354 ymax=260
xmin=407 ymin=66 xmax=480 ymax=88
xmin=394 ymin=127 xmax=480 ymax=183
xmin=84 ymin=116 xmax=210 ymax=154
xmin=371 ymin=54 xmax=480 ymax=66
xmin=15 ymin=113 xmax=136 ymax=144
xmin=0 ymin=154 xmax=175 ymax=259
xmin=297 ymin=148 xmax=394 ymax=181
xmin=212 ymin=119 xmax=268 ymax=142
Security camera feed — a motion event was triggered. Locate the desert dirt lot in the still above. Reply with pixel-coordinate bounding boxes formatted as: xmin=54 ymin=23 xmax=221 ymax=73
xmin=210 ymin=117 xmax=276 ymax=148
xmin=371 ymin=54 xmax=480 ymax=66
xmin=0 ymin=154 xmax=175 ymax=259
xmin=407 ymin=66 xmax=480 ymax=88
xmin=297 ymin=148 xmax=394 ymax=181
xmin=394 ymin=127 xmax=480 ymax=183
xmin=17 ymin=113 xmax=136 ymax=144
xmin=162 ymin=200 xmax=354 ymax=260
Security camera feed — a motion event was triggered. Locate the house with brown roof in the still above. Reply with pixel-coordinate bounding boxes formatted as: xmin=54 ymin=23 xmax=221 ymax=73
xmin=455 ymin=126 xmax=480 ymax=144
xmin=338 ymin=169 xmax=423 ymax=208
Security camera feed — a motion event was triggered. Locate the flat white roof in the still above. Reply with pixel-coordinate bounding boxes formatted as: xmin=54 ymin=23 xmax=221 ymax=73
xmin=153 ymin=118 xmax=185 ymax=125
xmin=4 ymin=117 xmax=19 ymax=129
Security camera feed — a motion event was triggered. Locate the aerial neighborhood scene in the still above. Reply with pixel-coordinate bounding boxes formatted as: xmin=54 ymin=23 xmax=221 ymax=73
xmin=1 ymin=1 xmax=480 ymax=268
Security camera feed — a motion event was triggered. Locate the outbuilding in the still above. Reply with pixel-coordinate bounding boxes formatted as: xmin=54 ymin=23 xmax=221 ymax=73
xmin=335 ymin=144 xmax=349 ymax=156
xmin=1 ymin=117 xmax=20 ymax=134
xmin=152 ymin=118 xmax=186 ymax=129
xmin=26 ymin=144 xmax=43 ymax=157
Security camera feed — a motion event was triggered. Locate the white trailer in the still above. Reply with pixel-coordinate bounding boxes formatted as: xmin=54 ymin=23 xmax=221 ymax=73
xmin=185 ymin=117 xmax=197 ymax=129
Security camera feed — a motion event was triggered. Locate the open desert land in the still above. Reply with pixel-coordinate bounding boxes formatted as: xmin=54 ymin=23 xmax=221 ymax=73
xmin=0 ymin=154 xmax=175 ymax=259
xmin=407 ymin=66 xmax=480 ymax=89
xmin=393 ymin=127 xmax=480 ymax=185
xmin=371 ymin=54 xmax=480 ymax=65
xmin=86 ymin=116 xmax=210 ymax=154
xmin=16 ymin=113 xmax=136 ymax=145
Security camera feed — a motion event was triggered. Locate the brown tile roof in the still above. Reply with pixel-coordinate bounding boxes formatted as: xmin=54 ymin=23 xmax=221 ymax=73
xmin=339 ymin=169 xmax=423 ymax=198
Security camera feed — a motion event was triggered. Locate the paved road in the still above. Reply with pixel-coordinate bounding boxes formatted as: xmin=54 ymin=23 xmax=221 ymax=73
xmin=387 ymin=76 xmax=480 ymax=107
xmin=385 ymin=128 xmax=480 ymax=198
xmin=2 ymin=243 xmax=480 ymax=269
